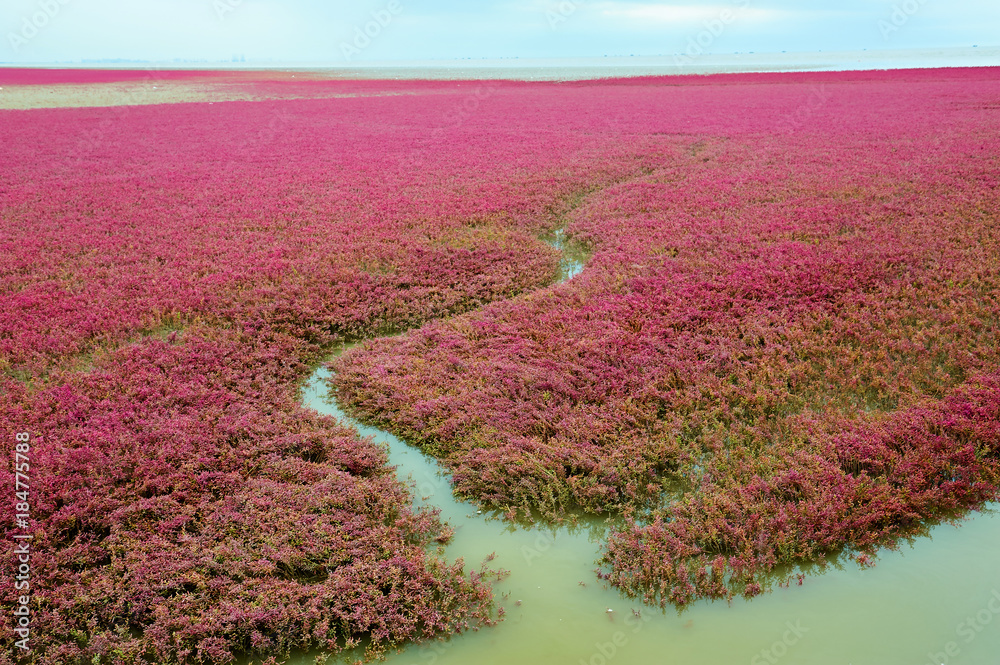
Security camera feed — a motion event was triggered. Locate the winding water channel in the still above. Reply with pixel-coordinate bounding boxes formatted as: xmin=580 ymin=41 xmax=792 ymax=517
xmin=296 ymin=236 xmax=1000 ymax=665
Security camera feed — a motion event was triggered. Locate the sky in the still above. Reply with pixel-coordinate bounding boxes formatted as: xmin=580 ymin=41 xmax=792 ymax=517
xmin=2 ymin=0 xmax=999 ymax=64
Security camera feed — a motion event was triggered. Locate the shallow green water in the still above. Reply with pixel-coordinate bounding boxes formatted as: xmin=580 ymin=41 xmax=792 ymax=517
xmin=300 ymin=363 xmax=1000 ymax=665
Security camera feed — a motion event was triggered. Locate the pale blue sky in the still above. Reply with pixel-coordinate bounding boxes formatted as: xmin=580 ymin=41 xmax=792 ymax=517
xmin=2 ymin=0 xmax=998 ymax=64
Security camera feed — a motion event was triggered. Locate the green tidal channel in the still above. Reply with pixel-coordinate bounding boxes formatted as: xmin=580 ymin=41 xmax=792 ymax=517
xmin=295 ymin=239 xmax=1000 ymax=665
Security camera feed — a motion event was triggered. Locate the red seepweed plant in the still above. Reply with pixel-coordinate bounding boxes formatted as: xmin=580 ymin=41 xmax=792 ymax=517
xmin=1 ymin=66 xmax=999 ymax=663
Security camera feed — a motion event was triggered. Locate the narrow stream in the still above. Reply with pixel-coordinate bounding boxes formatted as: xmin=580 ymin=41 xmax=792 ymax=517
xmin=296 ymin=237 xmax=1000 ymax=665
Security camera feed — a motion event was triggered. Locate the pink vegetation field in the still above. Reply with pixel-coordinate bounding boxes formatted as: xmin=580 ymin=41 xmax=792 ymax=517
xmin=2 ymin=67 xmax=1000 ymax=663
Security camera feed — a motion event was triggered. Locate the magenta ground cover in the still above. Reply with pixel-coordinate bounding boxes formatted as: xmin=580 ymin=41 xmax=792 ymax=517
xmin=1 ymin=67 xmax=999 ymax=663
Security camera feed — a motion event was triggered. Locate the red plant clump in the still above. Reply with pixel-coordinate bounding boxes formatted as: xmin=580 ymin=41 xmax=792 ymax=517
xmin=2 ymin=329 xmax=502 ymax=664
xmin=332 ymin=68 xmax=1000 ymax=604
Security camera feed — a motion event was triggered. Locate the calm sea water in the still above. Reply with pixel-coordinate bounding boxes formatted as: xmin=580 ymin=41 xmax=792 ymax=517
xmin=21 ymin=47 xmax=997 ymax=81
xmin=295 ymin=47 xmax=1000 ymax=80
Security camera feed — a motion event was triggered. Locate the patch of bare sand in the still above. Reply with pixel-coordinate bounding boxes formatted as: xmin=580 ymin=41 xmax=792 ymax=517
xmin=0 ymin=81 xmax=295 ymax=109
xmin=0 ymin=80 xmax=423 ymax=110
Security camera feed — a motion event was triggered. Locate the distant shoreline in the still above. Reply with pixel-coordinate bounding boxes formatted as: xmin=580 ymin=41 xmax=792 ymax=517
xmin=2 ymin=46 xmax=999 ymax=81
